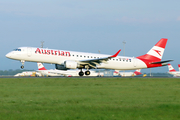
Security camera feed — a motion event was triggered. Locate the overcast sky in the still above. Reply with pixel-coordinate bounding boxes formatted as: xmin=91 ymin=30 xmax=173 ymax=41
xmin=0 ymin=0 xmax=180 ymax=73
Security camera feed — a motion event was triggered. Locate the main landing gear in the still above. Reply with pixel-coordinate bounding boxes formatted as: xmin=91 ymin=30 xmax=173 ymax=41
xmin=78 ymin=69 xmax=91 ymax=76
xmin=21 ymin=60 xmax=25 ymax=69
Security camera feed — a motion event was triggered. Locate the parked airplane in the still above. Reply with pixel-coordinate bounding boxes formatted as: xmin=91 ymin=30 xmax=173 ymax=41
xmin=113 ymin=69 xmax=142 ymax=77
xmin=167 ymin=64 xmax=180 ymax=77
xmin=14 ymin=71 xmax=42 ymax=77
xmin=6 ymin=38 xmax=172 ymax=76
xmin=36 ymin=63 xmax=103 ymax=77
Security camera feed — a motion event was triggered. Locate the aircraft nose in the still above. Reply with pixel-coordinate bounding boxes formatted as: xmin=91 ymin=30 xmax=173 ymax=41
xmin=6 ymin=52 xmax=12 ymax=58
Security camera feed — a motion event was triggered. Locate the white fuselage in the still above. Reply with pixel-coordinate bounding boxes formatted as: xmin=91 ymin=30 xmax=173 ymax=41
xmin=14 ymin=71 xmax=42 ymax=77
xmin=6 ymin=47 xmax=147 ymax=70
xmin=168 ymin=72 xmax=180 ymax=77
xmin=119 ymin=72 xmax=137 ymax=77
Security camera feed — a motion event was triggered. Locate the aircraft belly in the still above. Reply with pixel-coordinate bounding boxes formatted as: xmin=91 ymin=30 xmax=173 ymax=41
xmin=100 ymin=60 xmax=147 ymax=70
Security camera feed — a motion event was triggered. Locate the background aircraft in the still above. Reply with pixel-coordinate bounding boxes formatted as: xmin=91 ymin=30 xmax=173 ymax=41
xmin=6 ymin=38 xmax=172 ymax=76
xmin=167 ymin=64 xmax=180 ymax=77
xmin=14 ymin=71 xmax=41 ymax=77
xmin=37 ymin=63 xmax=104 ymax=77
xmin=113 ymin=69 xmax=142 ymax=77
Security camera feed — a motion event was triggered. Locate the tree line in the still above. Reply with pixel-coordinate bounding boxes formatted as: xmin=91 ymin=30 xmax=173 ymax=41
xmin=0 ymin=69 xmax=34 ymax=75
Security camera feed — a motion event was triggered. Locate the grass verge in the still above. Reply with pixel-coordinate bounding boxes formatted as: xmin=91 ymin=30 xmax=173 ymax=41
xmin=0 ymin=77 xmax=180 ymax=120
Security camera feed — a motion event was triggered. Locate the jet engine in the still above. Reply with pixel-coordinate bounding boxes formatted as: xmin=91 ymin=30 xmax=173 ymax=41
xmin=64 ymin=60 xmax=79 ymax=69
xmin=55 ymin=64 xmax=69 ymax=70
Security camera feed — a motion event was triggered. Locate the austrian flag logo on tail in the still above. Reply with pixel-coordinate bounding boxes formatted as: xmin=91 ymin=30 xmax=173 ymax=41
xmin=153 ymin=49 xmax=162 ymax=56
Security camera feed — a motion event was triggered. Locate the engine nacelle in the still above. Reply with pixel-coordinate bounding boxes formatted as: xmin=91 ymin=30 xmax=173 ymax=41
xmin=64 ymin=60 xmax=78 ymax=69
xmin=55 ymin=64 xmax=69 ymax=70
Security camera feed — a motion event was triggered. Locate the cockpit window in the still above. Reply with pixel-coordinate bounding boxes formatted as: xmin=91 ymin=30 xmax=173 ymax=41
xmin=14 ymin=49 xmax=21 ymax=51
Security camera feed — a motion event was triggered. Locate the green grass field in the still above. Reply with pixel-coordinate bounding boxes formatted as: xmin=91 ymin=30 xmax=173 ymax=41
xmin=0 ymin=77 xmax=180 ymax=120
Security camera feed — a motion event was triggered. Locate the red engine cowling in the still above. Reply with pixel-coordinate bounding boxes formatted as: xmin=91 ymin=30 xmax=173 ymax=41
xmin=64 ymin=60 xmax=78 ymax=69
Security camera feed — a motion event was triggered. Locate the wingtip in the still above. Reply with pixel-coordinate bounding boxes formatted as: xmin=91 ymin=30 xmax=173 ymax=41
xmin=111 ymin=49 xmax=121 ymax=57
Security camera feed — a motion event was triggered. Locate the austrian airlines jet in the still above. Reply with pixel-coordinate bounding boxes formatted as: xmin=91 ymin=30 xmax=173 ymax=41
xmin=167 ymin=64 xmax=180 ymax=77
xmin=6 ymin=38 xmax=172 ymax=76
xmin=113 ymin=69 xmax=142 ymax=77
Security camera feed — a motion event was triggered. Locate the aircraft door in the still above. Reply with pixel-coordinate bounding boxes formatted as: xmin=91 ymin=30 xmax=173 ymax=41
xmin=27 ymin=47 xmax=32 ymax=57
xmin=133 ymin=57 xmax=137 ymax=67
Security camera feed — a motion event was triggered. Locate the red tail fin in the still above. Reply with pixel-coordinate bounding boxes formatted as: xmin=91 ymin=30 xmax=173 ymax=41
xmin=168 ymin=64 xmax=176 ymax=72
xmin=37 ymin=63 xmax=47 ymax=70
xmin=137 ymin=38 xmax=168 ymax=62
xmin=134 ymin=69 xmax=142 ymax=75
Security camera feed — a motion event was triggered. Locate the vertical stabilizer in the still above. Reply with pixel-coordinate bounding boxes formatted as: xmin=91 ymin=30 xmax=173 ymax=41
xmin=178 ymin=64 xmax=180 ymax=71
xmin=137 ymin=38 xmax=168 ymax=62
xmin=168 ymin=64 xmax=176 ymax=72
xmin=37 ymin=63 xmax=47 ymax=70
xmin=134 ymin=69 xmax=142 ymax=75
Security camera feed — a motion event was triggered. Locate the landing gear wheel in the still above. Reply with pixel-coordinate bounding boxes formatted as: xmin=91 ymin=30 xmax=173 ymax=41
xmin=85 ymin=71 xmax=90 ymax=76
xmin=79 ymin=71 xmax=84 ymax=76
xmin=20 ymin=60 xmax=25 ymax=69
xmin=21 ymin=65 xmax=24 ymax=69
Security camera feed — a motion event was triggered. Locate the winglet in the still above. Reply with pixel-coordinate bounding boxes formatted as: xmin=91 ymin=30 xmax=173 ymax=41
xmin=110 ymin=50 xmax=121 ymax=57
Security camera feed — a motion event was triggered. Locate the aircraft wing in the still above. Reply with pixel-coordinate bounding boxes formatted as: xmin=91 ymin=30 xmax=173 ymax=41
xmin=78 ymin=50 xmax=121 ymax=68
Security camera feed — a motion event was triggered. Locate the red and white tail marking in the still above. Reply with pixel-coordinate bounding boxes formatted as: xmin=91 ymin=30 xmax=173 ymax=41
xmin=37 ymin=63 xmax=47 ymax=70
xmin=168 ymin=64 xmax=176 ymax=72
xmin=137 ymin=38 xmax=167 ymax=62
xmin=134 ymin=69 xmax=142 ymax=75
xmin=178 ymin=64 xmax=180 ymax=71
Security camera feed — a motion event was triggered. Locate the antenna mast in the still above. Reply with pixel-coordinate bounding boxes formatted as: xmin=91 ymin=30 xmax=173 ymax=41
xmin=41 ymin=41 xmax=44 ymax=48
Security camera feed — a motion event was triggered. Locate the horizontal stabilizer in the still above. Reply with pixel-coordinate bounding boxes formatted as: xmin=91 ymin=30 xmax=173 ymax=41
xmin=150 ymin=60 xmax=173 ymax=64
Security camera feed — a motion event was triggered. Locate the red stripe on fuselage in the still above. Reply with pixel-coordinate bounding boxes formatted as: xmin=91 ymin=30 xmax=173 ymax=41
xmin=137 ymin=56 xmax=162 ymax=68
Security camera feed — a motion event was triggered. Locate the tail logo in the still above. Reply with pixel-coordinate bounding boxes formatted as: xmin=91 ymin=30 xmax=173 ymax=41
xmin=153 ymin=49 xmax=162 ymax=56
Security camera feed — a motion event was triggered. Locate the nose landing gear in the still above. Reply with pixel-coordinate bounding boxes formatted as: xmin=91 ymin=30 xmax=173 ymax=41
xmin=21 ymin=60 xmax=25 ymax=69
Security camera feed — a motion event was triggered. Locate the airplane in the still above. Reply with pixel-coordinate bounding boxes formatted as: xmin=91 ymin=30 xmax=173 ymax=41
xmin=167 ymin=64 xmax=180 ymax=77
xmin=14 ymin=71 xmax=39 ymax=77
xmin=113 ymin=69 xmax=142 ymax=77
xmin=36 ymin=63 xmax=103 ymax=77
xmin=6 ymin=38 xmax=173 ymax=76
